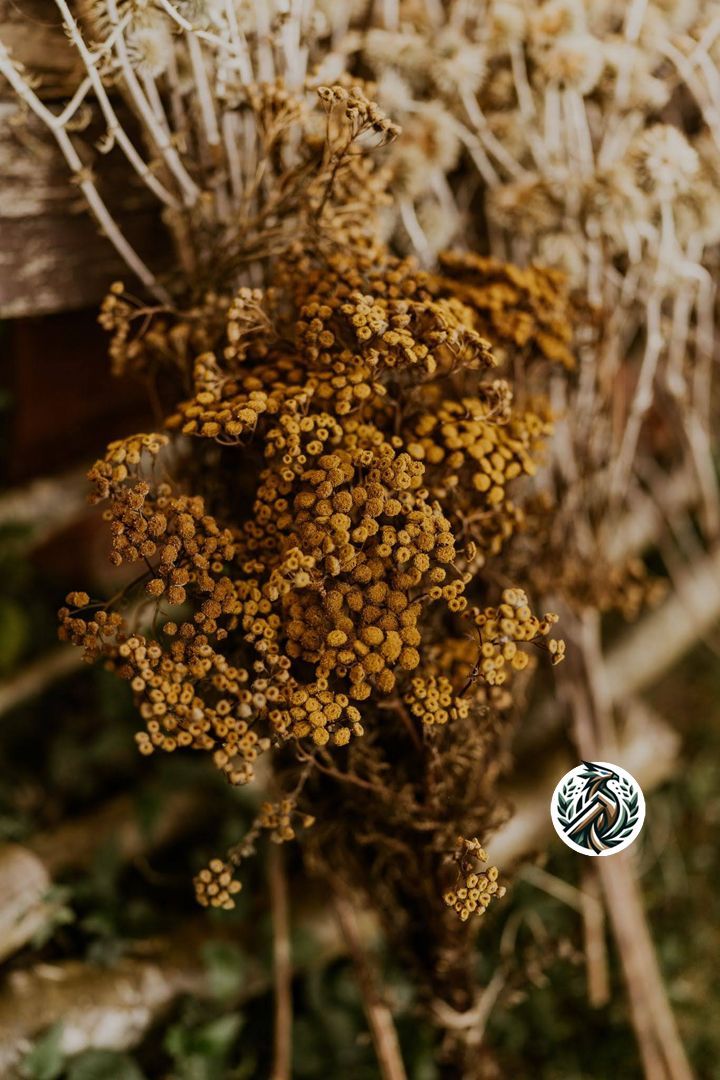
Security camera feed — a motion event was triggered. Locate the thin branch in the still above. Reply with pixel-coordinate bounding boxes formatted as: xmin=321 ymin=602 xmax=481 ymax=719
xmin=521 ymin=824 xmax=610 ymax=1011
xmin=599 ymin=854 xmax=693 ymax=1080
xmin=53 ymin=0 xmax=181 ymax=210
xmin=431 ymin=969 xmax=506 ymax=1048
xmin=462 ymin=88 xmax=526 ymax=180
xmin=104 ymin=0 xmax=201 ymax=207
xmin=580 ymin=866 xmax=610 ymax=1008
xmin=0 ymin=468 xmax=88 ymax=544
xmin=222 ymin=0 xmax=253 ymax=84
xmin=185 ymin=30 xmax=230 ymax=221
xmin=399 ymin=198 xmax=431 ymax=263
xmin=269 ymin=844 xmax=292 ymax=1080
xmin=333 ymin=892 xmax=407 ymax=1080
xmin=0 ymin=927 xmax=262 ymax=1073
xmin=563 ymin=619 xmax=693 ymax=1080
xmin=0 ymin=42 xmax=170 ymax=301
xmin=519 ymin=863 xmax=590 ymax=913
xmin=155 ymin=0 xmax=252 ymax=62
xmin=606 ymin=465 xmax=699 ymax=564
xmin=610 ymin=287 xmax=664 ymax=502
xmin=0 ymin=648 xmax=83 ymax=718
xmin=604 ymin=546 xmax=720 ymax=698
xmin=252 ymin=0 xmax=275 ymax=82
xmin=492 ymin=700 xmax=680 ymax=867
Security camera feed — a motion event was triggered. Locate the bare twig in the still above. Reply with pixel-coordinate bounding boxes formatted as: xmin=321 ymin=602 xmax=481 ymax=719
xmin=604 ymin=546 xmax=720 ymax=698
xmin=0 ymin=649 xmax=83 ymax=719
xmin=610 ymin=288 xmax=664 ymax=502
xmin=492 ymin=700 xmax=680 ymax=867
xmin=580 ymin=866 xmax=610 ymax=1008
xmin=333 ymin=892 xmax=407 ymax=1080
xmin=518 ymin=863 xmax=589 ymax=913
xmin=598 ymin=854 xmax=693 ymax=1080
xmin=431 ymin=969 xmax=506 ymax=1048
xmin=0 ymin=42 xmax=169 ymax=301
xmin=0 ymin=927 xmax=250 ymax=1074
xmin=104 ymin=0 xmax=201 ymax=208
xmin=0 ymin=469 xmax=89 ymax=546
xmin=562 ymin=616 xmax=693 ymax=1080
xmin=53 ymin=0 xmax=181 ymax=211
xmin=605 ymin=466 xmax=699 ymax=564
xmin=0 ymin=903 xmax=352 ymax=1077
xmin=269 ymin=844 xmax=292 ymax=1080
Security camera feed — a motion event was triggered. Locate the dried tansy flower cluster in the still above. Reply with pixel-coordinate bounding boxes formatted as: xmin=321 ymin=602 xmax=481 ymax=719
xmin=58 ymin=84 xmax=569 ymax=1047
xmin=63 ymin=236 xmax=565 ymax=778
xmin=443 ymin=837 xmax=507 ymax=923
xmin=1 ymin=0 xmax=709 ymax=1070
xmin=194 ymin=858 xmax=242 ymax=911
xmin=333 ymin=0 xmax=719 ymax=613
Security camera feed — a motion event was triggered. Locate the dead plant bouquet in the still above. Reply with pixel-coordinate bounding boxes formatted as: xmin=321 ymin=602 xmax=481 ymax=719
xmin=54 ymin=77 xmax=573 ymax=1074
xmin=2 ymin=1 xmax=713 ymax=1077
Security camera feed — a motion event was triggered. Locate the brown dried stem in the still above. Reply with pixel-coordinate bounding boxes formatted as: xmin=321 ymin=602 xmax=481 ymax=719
xmin=564 ymin=614 xmax=693 ymax=1080
xmin=581 ymin=865 xmax=610 ymax=1009
xmin=598 ymin=854 xmax=693 ymax=1080
xmin=269 ymin=844 xmax=293 ymax=1080
xmin=0 ymin=648 xmax=82 ymax=719
xmin=604 ymin=546 xmax=720 ymax=698
xmin=333 ymin=891 xmax=407 ymax=1080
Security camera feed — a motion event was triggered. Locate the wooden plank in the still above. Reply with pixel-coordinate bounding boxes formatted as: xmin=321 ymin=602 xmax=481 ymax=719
xmin=0 ymin=4 xmax=166 ymax=317
xmin=3 ymin=308 xmax=154 ymax=481
xmin=0 ymin=104 xmax=166 ymax=316
xmin=0 ymin=0 xmax=81 ymax=100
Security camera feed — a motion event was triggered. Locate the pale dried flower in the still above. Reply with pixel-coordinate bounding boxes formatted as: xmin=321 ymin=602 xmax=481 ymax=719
xmin=488 ymin=0 xmax=527 ymax=43
xmin=125 ymin=15 xmax=174 ymax=77
xmin=535 ymin=32 xmax=605 ymax=93
xmin=390 ymin=102 xmax=461 ymax=197
xmin=602 ymin=41 xmax=670 ymax=111
xmin=630 ymin=125 xmax=700 ymax=201
xmin=432 ymin=26 xmax=487 ymax=97
xmin=529 ymin=0 xmax=588 ymax=42
xmin=374 ymin=68 xmax=416 ymax=116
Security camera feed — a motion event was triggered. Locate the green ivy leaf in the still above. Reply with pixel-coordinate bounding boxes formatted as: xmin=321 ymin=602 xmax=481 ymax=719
xmin=202 ymin=941 xmax=247 ymax=1000
xmin=21 ymin=1022 xmax=65 ymax=1080
xmin=0 ymin=598 xmax=29 ymax=674
xmin=165 ymin=1013 xmax=244 ymax=1080
xmin=66 ymin=1050 xmax=145 ymax=1080
xmin=29 ymin=885 xmax=75 ymax=949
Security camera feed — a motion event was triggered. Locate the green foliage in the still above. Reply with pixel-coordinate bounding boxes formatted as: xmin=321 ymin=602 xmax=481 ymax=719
xmin=164 ymin=1011 xmax=244 ymax=1080
xmin=21 ymin=1023 xmax=65 ymax=1080
xmin=0 ymin=596 xmax=30 ymax=674
xmin=0 ymin=525 xmax=56 ymax=659
xmin=202 ymin=941 xmax=248 ymax=1001
xmin=65 ymin=1051 xmax=145 ymax=1080
xmin=2 ymin=491 xmax=718 ymax=1080
xmin=31 ymin=885 xmax=76 ymax=948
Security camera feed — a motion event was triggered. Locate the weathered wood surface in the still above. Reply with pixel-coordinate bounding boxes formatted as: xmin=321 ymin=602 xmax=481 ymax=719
xmin=0 ymin=0 xmax=81 ymax=97
xmin=0 ymin=110 xmax=163 ymax=317
xmin=0 ymin=0 xmax=164 ymax=317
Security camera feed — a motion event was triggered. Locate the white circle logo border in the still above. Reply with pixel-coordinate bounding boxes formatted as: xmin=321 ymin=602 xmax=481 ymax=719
xmin=550 ymin=761 xmax=646 ymax=857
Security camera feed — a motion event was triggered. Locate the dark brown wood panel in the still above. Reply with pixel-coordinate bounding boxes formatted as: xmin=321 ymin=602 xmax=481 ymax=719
xmin=3 ymin=308 xmax=154 ymax=481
